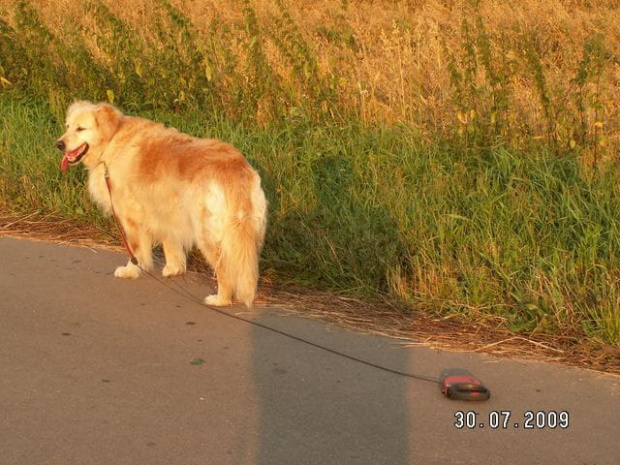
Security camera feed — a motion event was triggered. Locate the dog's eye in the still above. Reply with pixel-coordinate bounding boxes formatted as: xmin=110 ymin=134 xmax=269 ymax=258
xmin=76 ymin=127 xmax=86 ymax=132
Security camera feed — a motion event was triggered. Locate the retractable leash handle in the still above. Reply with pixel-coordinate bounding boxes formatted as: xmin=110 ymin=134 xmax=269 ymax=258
xmin=439 ymin=369 xmax=490 ymax=401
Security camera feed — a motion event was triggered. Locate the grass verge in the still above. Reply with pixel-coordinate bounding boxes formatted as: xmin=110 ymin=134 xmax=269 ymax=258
xmin=1 ymin=93 xmax=619 ymax=350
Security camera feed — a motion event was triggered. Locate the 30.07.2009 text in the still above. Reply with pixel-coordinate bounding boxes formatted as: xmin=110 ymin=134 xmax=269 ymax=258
xmin=454 ymin=410 xmax=570 ymax=430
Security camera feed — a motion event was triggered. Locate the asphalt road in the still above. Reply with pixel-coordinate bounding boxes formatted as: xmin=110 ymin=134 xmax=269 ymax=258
xmin=1 ymin=236 xmax=618 ymax=465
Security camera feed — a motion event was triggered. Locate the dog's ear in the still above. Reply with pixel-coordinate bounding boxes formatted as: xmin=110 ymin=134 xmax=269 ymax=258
xmin=93 ymin=104 xmax=122 ymax=139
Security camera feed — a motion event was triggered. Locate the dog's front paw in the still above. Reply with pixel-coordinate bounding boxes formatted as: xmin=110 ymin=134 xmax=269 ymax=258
xmin=114 ymin=265 xmax=140 ymax=279
xmin=204 ymin=294 xmax=232 ymax=307
xmin=162 ymin=264 xmax=185 ymax=277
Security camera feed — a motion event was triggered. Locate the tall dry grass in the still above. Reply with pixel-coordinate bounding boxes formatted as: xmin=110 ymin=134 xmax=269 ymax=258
xmin=2 ymin=0 xmax=619 ymax=159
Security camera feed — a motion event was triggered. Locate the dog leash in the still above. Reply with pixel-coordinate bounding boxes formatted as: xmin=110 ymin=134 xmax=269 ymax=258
xmin=98 ymin=167 xmax=489 ymax=401
xmin=103 ymin=162 xmax=138 ymax=265
xmin=140 ymin=263 xmax=490 ymax=400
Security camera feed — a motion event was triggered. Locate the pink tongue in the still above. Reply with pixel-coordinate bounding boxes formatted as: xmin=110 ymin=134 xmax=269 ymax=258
xmin=60 ymin=144 xmax=85 ymax=171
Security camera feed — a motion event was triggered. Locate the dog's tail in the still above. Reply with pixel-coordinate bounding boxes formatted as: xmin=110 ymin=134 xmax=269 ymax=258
xmin=221 ymin=184 xmax=267 ymax=308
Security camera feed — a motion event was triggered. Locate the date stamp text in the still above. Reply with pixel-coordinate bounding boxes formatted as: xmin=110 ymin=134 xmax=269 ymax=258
xmin=453 ymin=410 xmax=570 ymax=430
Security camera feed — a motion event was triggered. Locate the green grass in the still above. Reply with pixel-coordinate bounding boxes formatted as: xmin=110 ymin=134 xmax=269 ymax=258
xmin=1 ymin=1 xmax=619 ymax=347
xmin=2 ymin=93 xmax=619 ymax=346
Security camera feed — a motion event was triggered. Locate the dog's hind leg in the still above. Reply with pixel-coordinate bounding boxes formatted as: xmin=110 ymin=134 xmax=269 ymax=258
xmin=197 ymin=239 xmax=233 ymax=306
xmin=162 ymin=240 xmax=186 ymax=277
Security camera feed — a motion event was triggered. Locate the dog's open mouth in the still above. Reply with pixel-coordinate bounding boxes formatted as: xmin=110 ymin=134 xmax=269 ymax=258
xmin=61 ymin=143 xmax=89 ymax=171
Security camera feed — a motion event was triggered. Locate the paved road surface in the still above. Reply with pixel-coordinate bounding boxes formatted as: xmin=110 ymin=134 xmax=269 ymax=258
xmin=1 ymin=237 xmax=618 ymax=464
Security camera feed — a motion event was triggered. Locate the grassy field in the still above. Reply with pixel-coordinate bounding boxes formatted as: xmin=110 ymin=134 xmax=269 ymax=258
xmin=1 ymin=0 xmax=620 ymax=347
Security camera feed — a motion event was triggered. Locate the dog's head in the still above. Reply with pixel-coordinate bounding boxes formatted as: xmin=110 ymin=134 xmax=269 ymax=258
xmin=56 ymin=101 xmax=122 ymax=171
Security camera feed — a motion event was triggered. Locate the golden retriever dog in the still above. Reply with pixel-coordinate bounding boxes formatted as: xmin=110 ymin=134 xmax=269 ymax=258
xmin=56 ymin=101 xmax=267 ymax=307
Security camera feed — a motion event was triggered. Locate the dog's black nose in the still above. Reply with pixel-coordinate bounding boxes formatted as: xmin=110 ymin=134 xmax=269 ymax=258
xmin=56 ymin=140 xmax=66 ymax=151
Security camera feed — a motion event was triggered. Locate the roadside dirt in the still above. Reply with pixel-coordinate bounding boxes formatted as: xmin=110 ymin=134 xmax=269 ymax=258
xmin=2 ymin=210 xmax=618 ymax=375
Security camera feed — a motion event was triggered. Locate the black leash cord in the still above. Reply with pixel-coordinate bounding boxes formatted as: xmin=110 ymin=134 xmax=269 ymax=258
xmin=94 ymin=201 xmax=439 ymax=387
xmin=86 ymin=164 xmax=485 ymax=397
xmin=137 ymin=262 xmax=440 ymax=385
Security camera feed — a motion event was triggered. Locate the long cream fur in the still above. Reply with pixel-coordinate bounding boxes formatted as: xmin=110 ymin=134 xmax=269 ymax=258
xmin=57 ymin=101 xmax=267 ymax=307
